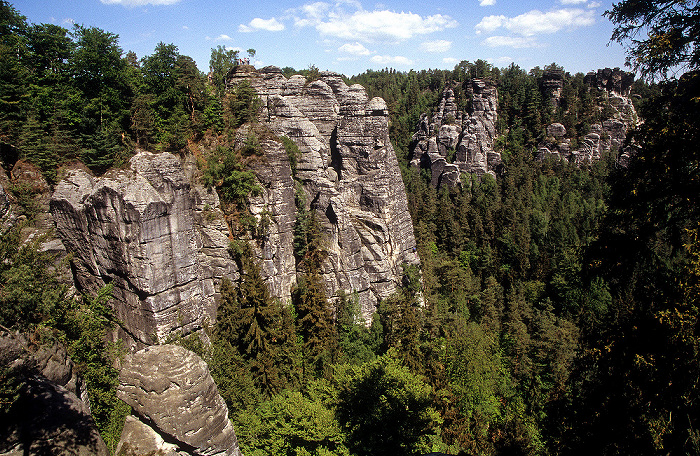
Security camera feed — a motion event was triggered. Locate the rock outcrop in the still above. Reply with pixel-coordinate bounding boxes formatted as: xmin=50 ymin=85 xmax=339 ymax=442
xmin=228 ymin=66 xmax=420 ymax=320
xmin=538 ymin=68 xmax=638 ymax=164
xmin=410 ymin=80 xmax=501 ymax=188
xmin=117 ymin=344 xmax=242 ymax=456
xmin=0 ymin=331 xmax=108 ymax=456
xmin=50 ymin=151 xmax=237 ymax=347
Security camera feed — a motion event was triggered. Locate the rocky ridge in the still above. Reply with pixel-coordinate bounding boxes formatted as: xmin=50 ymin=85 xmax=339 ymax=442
xmin=409 ymin=79 xmax=502 ymax=188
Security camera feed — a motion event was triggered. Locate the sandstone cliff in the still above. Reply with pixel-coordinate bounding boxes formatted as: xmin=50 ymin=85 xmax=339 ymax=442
xmin=228 ymin=66 xmax=420 ymax=320
xmin=0 ymin=331 xmax=108 ymax=456
xmin=50 ymin=151 xmax=236 ymax=346
xmin=409 ymin=79 xmax=502 ymax=188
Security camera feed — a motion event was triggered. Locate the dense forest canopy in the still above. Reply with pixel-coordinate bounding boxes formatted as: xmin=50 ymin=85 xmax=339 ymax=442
xmin=1 ymin=0 xmax=699 ymax=454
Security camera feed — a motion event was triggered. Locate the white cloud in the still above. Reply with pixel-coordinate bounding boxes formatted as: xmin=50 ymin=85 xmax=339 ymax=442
xmin=182 ymin=25 xmax=189 ymax=30
xmin=587 ymin=1 xmax=602 ymax=7
xmin=370 ymin=54 xmax=414 ymax=66
xmin=559 ymin=0 xmax=587 ymax=4
xmin=100 ymin=0 xmax=180 ymax=5
xmin=488 ymin=56 xmax=515 ymax=65
xmin=480 ymin=0 xmax=496 ymax=5
xmin=317 ymin=11 xmax=456 ymax=42
xmin=475 ymin=8 xmax=595 ymax=36
xmin=338 ymin=42 xmax=371 ymax=55
xmin=420 ymin=39 xmax=452 ymax=53
xmin=482 ymin=35 xmax=542 ymax=48
xmin=239 ymin=17 xmax=285 ymax=33
xmin=62 ymin=18 xmax=75 ymax=25
xmin=443 ymin=57 xmax=460 ymax=65
xmin=215 ymin=34 xmax=233 ymax=41
xmin=292 ymin=2 xmax=457 ymax=43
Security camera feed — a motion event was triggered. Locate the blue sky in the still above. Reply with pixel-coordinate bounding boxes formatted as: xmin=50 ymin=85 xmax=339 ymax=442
xmin=13 ymin=0 xmax=629 ymax=77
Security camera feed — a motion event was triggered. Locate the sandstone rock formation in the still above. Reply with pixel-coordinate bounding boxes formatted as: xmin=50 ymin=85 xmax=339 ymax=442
xmin=0 ymin=331 xmax=108 ymax=456
xmin=50 ymin=151 xmax=236 ymax=347
xmin=117 ymin=344 xmax=242 ymax=456
xmin=410 ymin=80 xmax=501 ymax=188
xmin=228 ymin=66 xmax=420 ymax=320
xmin=538 ymin=68 xmax=638 ymax=164
xmin=541 ymin=69 xmax=565 ymax=109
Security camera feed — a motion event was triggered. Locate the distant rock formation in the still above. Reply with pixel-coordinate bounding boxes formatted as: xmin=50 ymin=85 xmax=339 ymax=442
xmin=228 ymin=66 xmax=420 ymax=320
xmin=541 ymin=69 xmax=565 ymax=109
xmin=538 ymin=68 xmax=638 ymax=164
xmin=117 ymin=344 xmax=242 ymax=456
xmin=409 ymin=79 xmax=501 ymax=188
xmin=0 ymin=331 xmax=108 ymax=456
xmin=50 ymin=151 xmax=237 ymax=347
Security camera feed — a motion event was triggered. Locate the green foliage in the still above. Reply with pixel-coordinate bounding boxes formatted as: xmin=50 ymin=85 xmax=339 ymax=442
xmin=236 ymin=388 xmax=350 ymax=456
xmin=280 ymin=135 xmax=301 ymax=177
xmin=229 ymin=80 xmax=260 ymax=129
xmin=334 ymin=353 xmax=442 ymax=456
xmin=606 ymin=0 xmax=700 ymax=78
xmin=200 ymin=145 xmax=261 ymax=211
xmin=217 ymin=243 xmax=299 ymax=398
xmin=209 ymin=44 xmax=238 ymax=98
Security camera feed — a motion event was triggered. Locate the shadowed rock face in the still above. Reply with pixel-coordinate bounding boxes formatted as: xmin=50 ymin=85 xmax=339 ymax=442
xmin=229 ymin=66 xmax=420 ymax=320
xmin=0 ymin=331 xmax=108 ymax=456
xmin=50 ymin=151 xmax=236 ymax=347
xmin=117 ymin=345 xmax=242 ymax=456
xmin=410 ymin=80 xmax=502 ymax=188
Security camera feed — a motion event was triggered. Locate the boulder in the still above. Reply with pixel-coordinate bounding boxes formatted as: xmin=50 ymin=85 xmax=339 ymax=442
xmin=117 ymin=344 xmax=242 ymax=456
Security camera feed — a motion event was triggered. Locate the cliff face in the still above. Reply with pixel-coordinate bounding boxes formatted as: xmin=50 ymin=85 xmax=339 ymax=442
xmin=229 ymin=66 xmax=420 ymax=320
xmin=50 ymin=151 xmax=236 ymax=346
xmin=409 ymin=79 xmax=502 ymax=188
xmin=50 ymin=67 xmax=420 ymax=343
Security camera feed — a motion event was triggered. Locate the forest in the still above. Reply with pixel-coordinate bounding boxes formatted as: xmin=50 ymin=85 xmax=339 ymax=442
xmin=0 ymin=0 xmax=699 ymax=455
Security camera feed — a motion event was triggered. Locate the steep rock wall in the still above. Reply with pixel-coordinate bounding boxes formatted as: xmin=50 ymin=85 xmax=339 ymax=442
xmin=50 ymin=151 xmax=236 ymax=346
xmin=229 ymin=66 xmax=420 ymax=319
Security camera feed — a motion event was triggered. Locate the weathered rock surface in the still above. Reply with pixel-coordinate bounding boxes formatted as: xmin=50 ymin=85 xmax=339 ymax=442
xmin=538 ymin=68 xmax=638 ymax=164
xmin=117 ymin=344 xmax=242 ymax=456
xmin=0 ymin=331 xmax=107 ymax=456
xmin=228 ymin=66 xmax=420 ymax=320
xmin=50 ymin=151 xmax=237 ymax=346
xmin=410 ymin=80 xmax=501 ymax=187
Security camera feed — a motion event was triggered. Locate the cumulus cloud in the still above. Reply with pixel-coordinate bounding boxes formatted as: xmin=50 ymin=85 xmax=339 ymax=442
xmin=559 ymin=0 xmax=587 ymax=4
xmin=292 ymin=2 xmax=457 ymax=43
xmin=482 ymin=35 xmax=542 ymax=48
xmin=443 ymin=57 xmax=460 ymax=65
xmin=370 ymin=55 xmax=414 ymax=65
xmin=100 ymin=0 xmax=180 ymax=5
xmin=338 ymin=42 xmax=371 ymax=55
xmin=480 ymin=0 xmax=496 ymax=5
xmin=475 ymin=8 xmax=595 ymax=36
xmin=420 ymin=39 xmax=452 ymax=53
xmin=239 ymin=17 xmax=285 ymax=33
xmin=215 ymin=34 xmax=233 ymax=41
